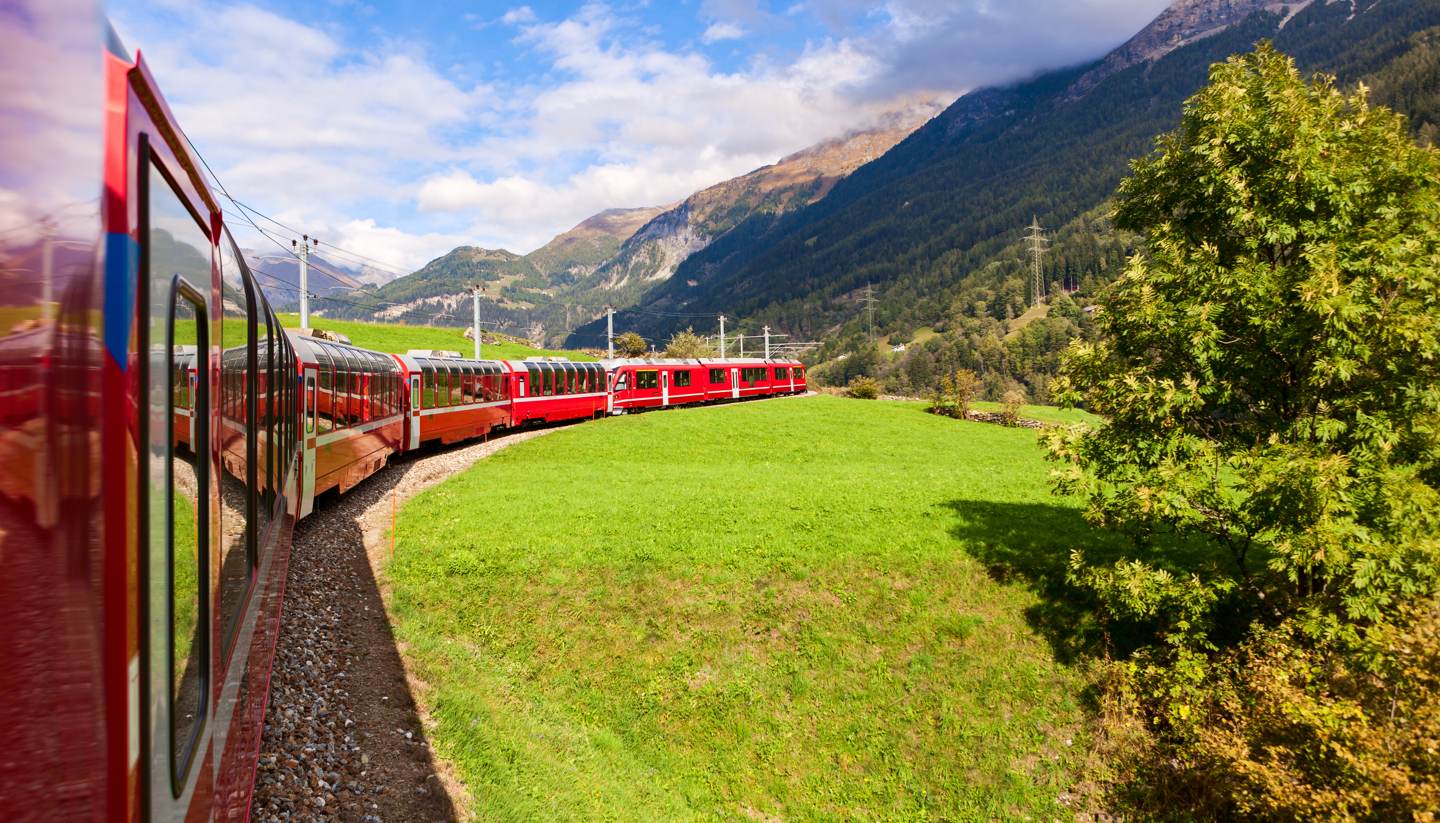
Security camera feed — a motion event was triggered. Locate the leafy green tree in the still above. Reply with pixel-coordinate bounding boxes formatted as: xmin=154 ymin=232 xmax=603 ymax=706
xmin=1049 ymin=44 xmax=1440 ymax=816
xmin=612 ymin=331 xmax=648 ymax=358
xmin=663 ymin=327 xmax=714 ymax=359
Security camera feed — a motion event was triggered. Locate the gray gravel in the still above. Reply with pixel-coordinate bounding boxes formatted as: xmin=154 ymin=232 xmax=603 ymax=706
xmin=250 ymin=427 xmax=561 ymax=823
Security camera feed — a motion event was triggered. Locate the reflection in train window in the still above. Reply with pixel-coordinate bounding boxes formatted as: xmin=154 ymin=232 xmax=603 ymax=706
xmin=143 ymin=151 xmax=211 ymax=790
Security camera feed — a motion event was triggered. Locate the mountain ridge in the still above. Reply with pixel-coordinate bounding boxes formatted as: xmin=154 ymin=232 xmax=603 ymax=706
xmin=569 ymin=0 xmax=1440 ymax=364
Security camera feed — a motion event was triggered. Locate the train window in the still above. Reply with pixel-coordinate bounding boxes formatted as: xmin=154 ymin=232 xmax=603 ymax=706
xmin=142 ymin=150 xmax=213 ymax=792
xmin=257 ymin=315 xmax=276 ymax=538
xmin=167 ymin=290 xmax=209 ymax=793
xmin=540 ymin=368 xmax=552 ymax=396
xmin=636 ymin=370 xmax=658 ymax=390
xmin=445 ymin=365 xmax=459 ymax=406
xmin=614 ymin=372 xmax=629 ymax=391
xmin=333 ymin=350 xmax=349 ymax=427
xmin=218 ymin=231 xmax=255 ymax=656
xmin=774 ymin=368 xmax=787 ymax=380
xmin=266 ymin=312 xmax=282 ymax=509
xmin=709 ymin=368 xmax=725 ymax=384
xmin=675 ymin=370 xmax=692 ymax=388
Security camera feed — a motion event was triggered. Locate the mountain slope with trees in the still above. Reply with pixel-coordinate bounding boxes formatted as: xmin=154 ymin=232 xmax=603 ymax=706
xmin=572 ymin=0 xmax=1440 ymax=400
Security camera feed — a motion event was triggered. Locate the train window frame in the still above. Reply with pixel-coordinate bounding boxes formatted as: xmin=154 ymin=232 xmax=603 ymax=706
xmin=636 ymin=370 xmax=659 ymax=390
xmin=140 ymin=140 xmax=214 ymax=798
xmin=675 ymin=370 xmax=692 ymax=388
xmin=166 ymin=278 xmax=212 ymax=798
xmin=709 ymin=368 xmax=725 ymax=384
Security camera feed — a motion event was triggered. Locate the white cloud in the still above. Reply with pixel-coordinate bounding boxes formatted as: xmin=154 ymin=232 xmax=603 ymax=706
xmin=113 ymin=0 xmax=1172 ymax=264
xmin=501 ymin=6 xmax=537 ymax=25
xmin=702 ymin=21 xmax=746 ymax=43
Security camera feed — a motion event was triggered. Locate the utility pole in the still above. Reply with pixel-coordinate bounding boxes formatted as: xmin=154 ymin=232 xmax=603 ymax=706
xmin=1027 ymin=216 xmax=1048 ymax=307
xmin=863 ymin=283 xmax=878 ymax=342
xmin=293 ymin=234 xmax=317 ymax=329
xmin=606 ymin=305 xmax=615 ymax=358
xmin=470 ymin=283 xmax=483 ymax=360
xmin=738 ymin=333 xmax=745 ymax=358
xmin=763 ymin=326 xmax=771 ymax=359
xmin=718 ymin=314 xmax=726 ymax=358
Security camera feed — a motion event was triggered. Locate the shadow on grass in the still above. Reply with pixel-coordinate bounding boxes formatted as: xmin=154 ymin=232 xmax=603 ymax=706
xmin=945 ymin=499 xmax=1219 ymax=666
xmin=945 ymin=499 xmax=1128 ymax=665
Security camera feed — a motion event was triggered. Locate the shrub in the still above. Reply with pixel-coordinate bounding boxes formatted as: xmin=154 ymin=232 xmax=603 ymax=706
xmin=999 ymin=388 xmax=1026 ymax=426
xmin=951 ymin=369 xmax=981 ymax=417
xmin=846 ymin=376 xmax=881 ymax=399
xmin=927 ymin=369 xmax=981 ymax=418
xmin=663 ymin=327 xmax=713 ymax=359
xmin=612 ymin=331 xmax=648 ymax=358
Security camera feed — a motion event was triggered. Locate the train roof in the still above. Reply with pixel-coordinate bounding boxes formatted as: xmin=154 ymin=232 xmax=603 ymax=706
xmin=288 ymin=331 xmax=400 ymax=371
xmin=599 ymin=357 xmax=802 ymax=368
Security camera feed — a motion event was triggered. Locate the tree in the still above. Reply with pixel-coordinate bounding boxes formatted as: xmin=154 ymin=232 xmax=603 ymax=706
xmin=663 ymin=327 xmax=714 ymax=359
xmin=612 ymin=331 xmax=648 ymax=358
xmin=1048 ymin=45 xmax=1440 ymax=816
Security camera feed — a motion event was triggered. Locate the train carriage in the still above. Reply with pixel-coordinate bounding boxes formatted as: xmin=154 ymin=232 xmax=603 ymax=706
xmin=508 ymin=359 xmax=608 ymax=426
xmin=607 ymin=358 xmax=806 ymax=412
xmin=392 ymin=352 xmax=512 ymax=451
xmin=0 ymin=12 xmax=304 ymax=819
xmin=292 ymin=335 xmax=404 ymax=518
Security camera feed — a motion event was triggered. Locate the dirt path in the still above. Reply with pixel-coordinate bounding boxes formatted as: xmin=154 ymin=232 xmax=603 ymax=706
xmin=250 ymin=427 xmax=560 ymax=823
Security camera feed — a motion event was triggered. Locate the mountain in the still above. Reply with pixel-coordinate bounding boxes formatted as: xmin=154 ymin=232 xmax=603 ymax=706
xmin=569 ymin=0 xmax=1440 ymax=380
xmin=571 ymin=99 xmax=943 ymax=305
xmin=525 ymin=206 xmax=670 ymax=287
xmin=325 ymin=97 xmax=939 ymax=344
xmin=314 ymin=206 xmax=668 ymax=340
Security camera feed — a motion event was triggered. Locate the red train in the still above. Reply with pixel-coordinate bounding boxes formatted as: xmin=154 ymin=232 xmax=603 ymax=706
xmin=0 ymin=7 xmax=804 ymax=822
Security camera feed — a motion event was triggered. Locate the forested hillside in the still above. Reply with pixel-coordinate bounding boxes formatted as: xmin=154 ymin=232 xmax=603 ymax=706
xmin=571 ymin=0 xmax=1440 ymax=400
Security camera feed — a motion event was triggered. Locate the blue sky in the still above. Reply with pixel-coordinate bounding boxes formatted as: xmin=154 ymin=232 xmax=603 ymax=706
xmin=109 ymin=0 xmax=1170 ymax=274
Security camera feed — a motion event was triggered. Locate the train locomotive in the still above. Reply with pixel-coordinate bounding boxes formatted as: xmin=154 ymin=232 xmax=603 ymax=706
xmin=0 ymin=8 xmax=804 ymax=821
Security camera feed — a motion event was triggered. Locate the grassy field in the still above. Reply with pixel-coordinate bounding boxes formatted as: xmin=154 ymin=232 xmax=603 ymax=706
xmin=389 ymin=396 xmax=1125 ymax=821
xmin=275 ymin=313 xmax=597 ymax=360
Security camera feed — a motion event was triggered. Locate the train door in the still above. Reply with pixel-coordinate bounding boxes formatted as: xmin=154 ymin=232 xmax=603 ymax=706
xmin=606 ymin=371 xmax=615 ymax=415
xmin=661 ymin=370 xmax=670 ymax=407
xmin=139 ymin=126 xmax=218 ymax=822
xmin=409 ymin=374 xmax=421 ymax=450
xmin=731 ymin=368 xmax=740 ymax=400
xmin=300 ymin=365 xmax=317 ymax=518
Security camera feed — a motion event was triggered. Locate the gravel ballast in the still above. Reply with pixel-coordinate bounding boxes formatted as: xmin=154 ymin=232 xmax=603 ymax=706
xmin=250 ymin=428 xmax=560 ymax=823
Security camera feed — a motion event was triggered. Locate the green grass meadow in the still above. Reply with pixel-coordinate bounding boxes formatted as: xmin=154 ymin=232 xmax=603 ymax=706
xmin=275 ymin=313 xmax=597 ymax=360
xmin=389 ymin=396 xmax=1122 ymax=821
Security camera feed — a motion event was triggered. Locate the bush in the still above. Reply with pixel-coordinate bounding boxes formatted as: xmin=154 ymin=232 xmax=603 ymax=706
xmin=663 ymin=327 xmax=713 ymax=359
xmin=1103 ymin=601 xmax=1440 ymax=820
xmin=999 ymin=388 xmax=1026 ymax=426
xmin=846 ymin=376 xmax=881 ymax=399
xmin=927 ymin=369 xmax=981 ymax=418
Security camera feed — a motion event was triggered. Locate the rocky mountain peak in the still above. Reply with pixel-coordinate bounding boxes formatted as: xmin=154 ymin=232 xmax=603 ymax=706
xmin=1067 ymin=0 xmax=1314 ymax=99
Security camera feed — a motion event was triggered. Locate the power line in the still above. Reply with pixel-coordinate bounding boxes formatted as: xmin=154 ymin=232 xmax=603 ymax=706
xmin=228 ymin=199 xmax=413 ymax=278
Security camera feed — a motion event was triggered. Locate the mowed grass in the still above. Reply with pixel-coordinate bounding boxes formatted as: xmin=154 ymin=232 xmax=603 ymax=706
xmin=389 ymin=396 xmax=1109 ymax=821
xmin=275 ymin=313 xmax=597 ymax=360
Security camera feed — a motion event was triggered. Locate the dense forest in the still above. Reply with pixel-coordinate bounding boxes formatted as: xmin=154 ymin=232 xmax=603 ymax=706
xmin=570 ymin=0 xmax=1440 ymax=401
